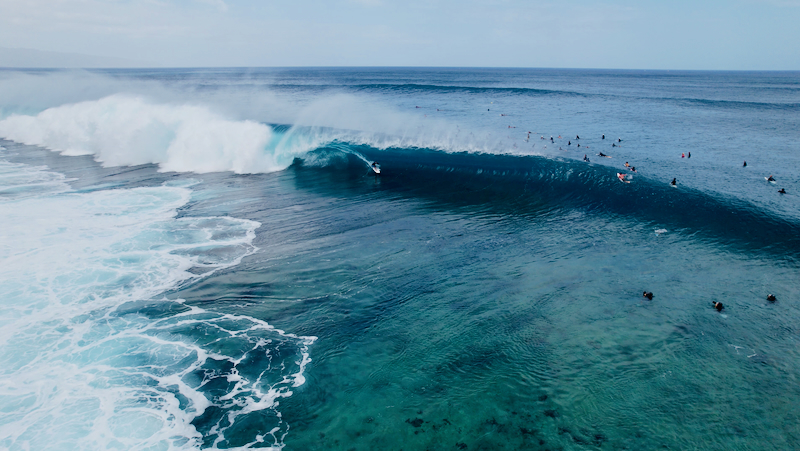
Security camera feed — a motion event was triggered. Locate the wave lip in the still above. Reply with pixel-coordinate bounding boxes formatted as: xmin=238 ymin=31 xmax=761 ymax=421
xmin=0 ymin=95 xmax=295 ymax=174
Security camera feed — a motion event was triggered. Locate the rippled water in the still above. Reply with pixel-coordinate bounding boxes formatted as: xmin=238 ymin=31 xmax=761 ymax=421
xmin=1 ymin=68 xmax=799 ymax=450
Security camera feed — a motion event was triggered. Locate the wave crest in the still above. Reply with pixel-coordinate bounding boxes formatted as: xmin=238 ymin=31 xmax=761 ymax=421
xmin=0 ymin=95 xmax=306 ymax=174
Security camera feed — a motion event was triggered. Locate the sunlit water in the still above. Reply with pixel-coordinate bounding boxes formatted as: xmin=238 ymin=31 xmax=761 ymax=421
xmin=1 ymin=68 xmax=799 ymax=450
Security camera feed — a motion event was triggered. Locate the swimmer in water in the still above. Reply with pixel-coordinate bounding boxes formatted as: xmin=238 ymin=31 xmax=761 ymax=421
xmin=642 ymin=291 xmax=653 ymax=300
xmin=671 ymin=178 xmax=677 ymax=186
xmin=630 ymin=167 xmax=636 ymax=172
xmin=602 ymin=134 xmax=605 ymax=140
xmin=577 ymin=144 xmax=581 ymax=147
xmin=688 ymin=152 xmax=691 ymax=158
xmin=767 ymin=294 xmax=777 ymax=302
xmin=743 ymin=161 xmax=747 ymax=167
xmin=681 ymin=153 xmax=685 ymax=158
xmin=583 ymin=154 xmax=589 ymax=162
xmin=779 ymin=188 xmax=786 ymax=194
xmin=612 ymin=143 xmax=616 ymax=147
xmin=713 ymin=302 xmax=724 ymax=312
xmin=576 ymin=135 xmax=580 ymax=139
xmin=624 ymin=162 xmax=630 ymax=167
xmin=568 ymin=141 xmax=571 ymax=145
xmin=618 ymin=138 xmax=622 ymax=142
xmin=768 ymin=175 xmax=776 ymax=182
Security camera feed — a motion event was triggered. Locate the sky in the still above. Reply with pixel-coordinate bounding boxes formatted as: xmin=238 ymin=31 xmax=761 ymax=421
xmin=0 ymin=0 xmax=799 ymax=70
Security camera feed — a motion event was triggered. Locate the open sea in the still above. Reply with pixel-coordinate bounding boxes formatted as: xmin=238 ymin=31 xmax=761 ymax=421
xmin=0 ymin=67 xmax=799 ymax=450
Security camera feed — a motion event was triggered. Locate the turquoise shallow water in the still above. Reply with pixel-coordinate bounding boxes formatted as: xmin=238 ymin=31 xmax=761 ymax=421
xmin=0 ymin=68 xmax=799 ymax=450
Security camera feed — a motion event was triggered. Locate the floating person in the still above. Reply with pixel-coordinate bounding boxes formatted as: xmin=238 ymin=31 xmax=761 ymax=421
xmin=643 ymin=291 xmax=654 ymax=300
xmin=602 ymin=134 xmax=605 ymax=139
xmin=671 ymin=178 xmax=677 ymax=186
xmin=743 ymin=161 xmax=747 ymax=167
xmin=713 ymin=301 xmax=724 ymax=312
xmin=767 ymin=294 xmax=777 ymax=302
xmin=779 ymin=188 xmax=787 ymax=194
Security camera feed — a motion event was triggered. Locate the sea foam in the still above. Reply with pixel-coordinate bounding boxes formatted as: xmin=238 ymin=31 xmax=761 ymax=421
xmin=0 ymin=95 xmax=305 ymax=174
xmin=0 ymin=154 xmax=315 ymax=450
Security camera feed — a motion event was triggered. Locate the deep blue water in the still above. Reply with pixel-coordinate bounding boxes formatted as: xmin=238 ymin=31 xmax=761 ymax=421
xmin=0 ymin=67 xmax=799 ymax=450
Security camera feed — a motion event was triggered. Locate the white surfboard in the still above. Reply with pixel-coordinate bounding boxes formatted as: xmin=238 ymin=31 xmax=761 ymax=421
xmin=371 ymin=165 xmax=381 ymax=174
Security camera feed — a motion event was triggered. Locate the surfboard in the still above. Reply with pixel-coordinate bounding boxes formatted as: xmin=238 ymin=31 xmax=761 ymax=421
xmin=371 ymin=165 xmax=381 ymax=174
xmin=670 ymin=184 xmax=677 ymax=188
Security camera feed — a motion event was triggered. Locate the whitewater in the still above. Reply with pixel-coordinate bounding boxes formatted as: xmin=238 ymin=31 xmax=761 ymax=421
xmin=1 ymin=67 xmax=799 ymax=450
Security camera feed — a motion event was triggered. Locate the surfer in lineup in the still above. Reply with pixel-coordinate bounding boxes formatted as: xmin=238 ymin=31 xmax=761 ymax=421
xmin=713 ymin=302 xmax=724 ymax=312
xmin=630 ymin=166 xmax=637 ymax=172
xmin=576 ymin=135 xmax=580 ymax=139
xmin=779 ymin=188 xmax=786 ymax=194
xmin=602 ymin=134 xmax=605 ymax=139
xmin=681 ymin=153 xmax=685 ymax=158
xmin=624 ymin=162 xmax=630 ymax=167
xmin=743 ymin=161 xmax=747 ymax=167
xmin=618 ymin=138 xmax=622 ymax=142
xmin=568 ymin=141 xmax=571 ymax=145
xmin=642 ymin=291 xmax=653 ymax=300
xmin=612 ymin=143 xmax=616 ymax=147
xmin=671 ymin=178 xmax=677 ymax=186
xmin=583 ymin=154 xmax=589 ymax=162
xmin=767 ymin=175 xmax=776 ymax=182
xmin=688 ymin=152 xmax=691 ymax=158
xmin=598 ymin=152 xmax=609 ymax=157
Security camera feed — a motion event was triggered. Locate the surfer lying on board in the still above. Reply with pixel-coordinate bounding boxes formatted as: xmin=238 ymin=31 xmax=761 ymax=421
xmin=617 ymin=173 xmax=630 ymax=183
xmin=779 ymin=188 xmax=786 ymax=194
xmin=767 ymin=175 xmax=776 ymax=182
xmin=598 ymin=152 xmax=610 ymax=158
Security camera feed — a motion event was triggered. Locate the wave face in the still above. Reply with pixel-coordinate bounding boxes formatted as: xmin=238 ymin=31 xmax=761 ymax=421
xmin=0 ymin=154 xmax=315 ymax=450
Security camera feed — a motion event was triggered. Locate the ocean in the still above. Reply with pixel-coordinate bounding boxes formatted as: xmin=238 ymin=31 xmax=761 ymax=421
xmin=0 ymin=67 xmax=799 ymax=450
